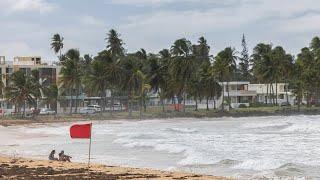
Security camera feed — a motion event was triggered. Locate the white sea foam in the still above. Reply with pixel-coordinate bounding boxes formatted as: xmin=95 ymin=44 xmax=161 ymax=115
xmin=281 ymin=122 xmax=320 ymax=133
xmin=165 ymin=127 xmax=198 ymax=133
xmin=19 ymin=125 xmax=69 ymax=135
xmin=233 ymin=159 xmax=284 ymax=171
xmin=242 ymin=120 xmax=290 ymax=129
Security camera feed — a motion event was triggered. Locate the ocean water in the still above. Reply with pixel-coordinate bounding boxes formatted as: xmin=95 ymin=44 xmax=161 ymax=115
xmin=1 ymin=115 xmax=320 ymax=179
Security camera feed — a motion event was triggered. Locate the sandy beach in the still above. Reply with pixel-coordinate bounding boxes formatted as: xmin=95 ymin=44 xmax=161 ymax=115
xmin=0 ymin=155 xmax=226 ymax=179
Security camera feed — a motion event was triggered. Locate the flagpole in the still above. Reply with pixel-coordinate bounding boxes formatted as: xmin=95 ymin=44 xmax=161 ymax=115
xmin=88 ymin=123 xmax=92 ymax=167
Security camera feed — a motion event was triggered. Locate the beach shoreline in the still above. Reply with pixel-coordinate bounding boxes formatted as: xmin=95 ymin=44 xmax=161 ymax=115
xmin=0 ymin=155 xmax=227 ymax=179
xmin=1 ymin=107 xmax=320 ymax=127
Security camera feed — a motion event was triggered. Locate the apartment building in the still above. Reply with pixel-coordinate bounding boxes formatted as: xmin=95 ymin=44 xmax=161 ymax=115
xmin=219 ymin=82 xmax=257 ymax=108
xmin=218 ymin=82 xmax=294 ymax=109
xmin=0 ymin=56 xmax=60 ymax=113
xmin=248 ymin=83 xmax=294 ymax=105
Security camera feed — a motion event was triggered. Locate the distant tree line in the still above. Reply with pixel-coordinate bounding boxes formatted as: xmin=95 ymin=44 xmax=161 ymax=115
xmin=3 ymin=29 xmax=320 ymax=117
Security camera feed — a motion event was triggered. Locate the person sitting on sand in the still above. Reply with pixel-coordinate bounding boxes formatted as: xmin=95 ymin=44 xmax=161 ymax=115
xmin=58 ymin=150 xmax=72 ymax=162
xmin=48 ymin=150 xmax=58 ymax=161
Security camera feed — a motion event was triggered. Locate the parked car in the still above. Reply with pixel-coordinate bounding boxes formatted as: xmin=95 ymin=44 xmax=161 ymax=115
xmin=113 ymin=103 xmax=123 ymax=111
xmin=280 ymin=101 xmax=291 ymax=107
xmin=79 ymin=107 xmax=96 ymax=114
xmin=39 ymin=108 xmax=56 ymax=115
xmin=106 ymin=103 xmax=123 ymax=111
xmin=87 ymin=105 xmax=101 ymax=112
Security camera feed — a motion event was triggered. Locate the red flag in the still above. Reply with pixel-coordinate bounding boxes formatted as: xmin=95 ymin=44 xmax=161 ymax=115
xmin=70 ymin=123 xmax=92 ymax=139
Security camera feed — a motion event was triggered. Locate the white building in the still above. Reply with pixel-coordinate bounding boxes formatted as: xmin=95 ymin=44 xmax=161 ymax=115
xmin=220 ymin=82 xmax=257 ymax=108
xmin=147 ymin=81 xmax=295 ymax=110
xmin=248 ymin=83 xmax=295 ymax=105
xmin=0 ymin=56 xmax=60 ymax=115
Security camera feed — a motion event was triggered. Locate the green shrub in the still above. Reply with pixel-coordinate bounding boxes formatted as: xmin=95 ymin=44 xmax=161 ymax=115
xmin=238 ymin=104 xmax=247 ymax=108
xmin=250 ymin=102 xmax=271 ymax=107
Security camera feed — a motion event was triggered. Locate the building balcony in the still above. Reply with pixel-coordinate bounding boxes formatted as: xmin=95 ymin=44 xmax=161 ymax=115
xmin=224 ymin=90 xmax=257 ymax=97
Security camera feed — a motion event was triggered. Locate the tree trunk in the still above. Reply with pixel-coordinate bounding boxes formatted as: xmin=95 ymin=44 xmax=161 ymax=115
xmin=270 ymin=83 xmax=273 ymax=105
xmin=101 ymin=90 xmax=105 ymax=112
xmin=227 ymin=82 xmax=231 ymax=108
xmin=120 ymin=98 xmax=123 ymax=111
xmin=221 ymin=85 xmax=225 ymax=111
xmin=206 ymin=96 xmax=209 ymax=111
xmin=266 ymin=84 xmax=269 ymax=104
xmin=75 ymin=86 xmax=79 ymax=114
xmin=307 ymin=92 xmax=311 ymax=107
xmin=195 ymin=96 xmax=198 ymax=111
xmin=316 ymin=86 xmax=319 ymax=106
xmin=143 ymin=95 xmax=147 ymax=112
xmin=183 ymin=93 xmax=186 ymax=113
xmin=23 ymin=100 xmax=26 ymax=118
xmin=110 ymin=90 xmax=114 ymax=116
xmin=275 ymin=81 xmax=278 ymax=105
xmin=270 ymin=83 xmax=275 ymax=105
xmin=298 ymin=91 xmax=301 ymax=111
xmin=285 ymin=80 xmax=289 ymax=104
xmin=69 ymin=89 xmax=73 ymax=115
xmin=173 ymin=96 xmax=177 ymax=111
xmin=161 ymin=96 xmax=165 ymax=113
xmin=140 ymin=94 xmax=142 ymax=120
xmin=128 ymin=91 xmax=132 ymax=118
xmin=100 ymin=94 xmax=104 ymax=115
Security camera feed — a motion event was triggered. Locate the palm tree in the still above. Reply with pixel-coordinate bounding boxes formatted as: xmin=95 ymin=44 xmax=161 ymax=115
xmin=159 ymin=49 xmax=171 ymax=59
xmin=281 ymin=54 xmax=294 ymax=104
xmin=51 ymin=34 xmax=64 ymax=61
xmin=170 ymin=38 xmax=194 ymax=112
xmin=147 ymin=54 xmax=167 ymax=112
xmin=121 ymin=56 xmax=142 ymax=117
xmin=214 ymin=47 xmax=237 ymax=109
xmin=310 ymin=36 xmax=320 ymax=105
xmin=291 ymin=59 xmax=305 ymax=110
xmin=310 ymin=37 xmax=320 ymax=52
xmin=171 ymin=38 xmax=192 ymax=57
xmin=251 ymin=43 xmax=273 ymax=104
xmin=193 ymin=36 xmax=211 ymax=64
xmin=199 ymin=62 xmax=222 ymax=110
xmin=296 ymin=47 xmax=316 ymax=107
xmin=135 ymin=70 xmax=151 ymax=118
xmin=105 ymin=29 xmax=125 ymax=58
xmin=213 ymin=56 xmax=228 ymax=111
xmin=43 ymin=84 xmax=59 ymax=112
xmin=84 ymin=59 xmax=109 ymax=113
xmin=59 ymin=49 xmax=82 ymax=114
xmin=155 ymin=49 xmax=172 ymax=112
xmin=188 ymin=37 xmax=212 ymax=111
xmin=135 ymin=48 xmax=148 ymax=61
xmin=4 ymin=70 xmax=37 ymax=118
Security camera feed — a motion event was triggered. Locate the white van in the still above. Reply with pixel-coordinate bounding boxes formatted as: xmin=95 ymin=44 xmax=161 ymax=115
xmin=87 ymin=105 xmax=101 ymax=112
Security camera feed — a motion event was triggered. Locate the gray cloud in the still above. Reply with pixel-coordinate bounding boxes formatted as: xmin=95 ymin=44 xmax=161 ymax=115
xmin=0 ymin=0 xmax=56 ymax=14
xmin=0 ymin=0 xmax=319 ymax=62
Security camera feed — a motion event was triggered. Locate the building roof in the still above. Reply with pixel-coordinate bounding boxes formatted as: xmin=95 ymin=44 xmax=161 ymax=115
xmin=220 ymin=81 xmax=250 ymax=85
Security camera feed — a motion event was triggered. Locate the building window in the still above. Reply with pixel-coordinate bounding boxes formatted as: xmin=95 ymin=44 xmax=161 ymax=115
xmin=20 ymin=68 xmax=31 ymax=76
xmin=279 ymin=94 xmax=284 ymax=99
xmin=6 ymin=68 xmax=12 ymax=74
xmin=36 ymin=58 xmax=41 ymax=64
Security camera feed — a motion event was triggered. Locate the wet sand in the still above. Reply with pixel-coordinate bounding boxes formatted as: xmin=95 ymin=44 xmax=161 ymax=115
xmin=0 ymin=155 xmax=228 ymax=179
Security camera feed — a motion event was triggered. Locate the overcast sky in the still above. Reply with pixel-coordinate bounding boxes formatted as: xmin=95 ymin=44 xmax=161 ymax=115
xmin=0 ymin=0 xmax=319 ymax=62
